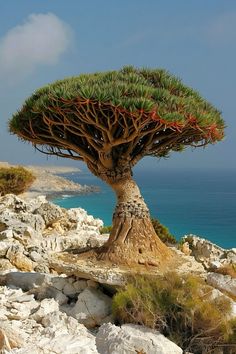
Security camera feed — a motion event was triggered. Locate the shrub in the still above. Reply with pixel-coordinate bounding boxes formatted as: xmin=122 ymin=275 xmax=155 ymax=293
xmin=0 ymin=166 xmax=35 ymax=196
xmin=112 ymin=272 xmax=236 ymax=353
xmin=214 ymin=264 xmax=236 ymax=279
xmin=100 ymin=225 xmax=113 ymax=234
xmin=151 ymin=218 xmax=176 ymax=244
xmin=100 ymin=219 xmax=176 ymax=245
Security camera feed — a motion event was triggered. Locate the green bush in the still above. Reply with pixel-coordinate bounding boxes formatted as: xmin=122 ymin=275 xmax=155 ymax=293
xmin=0 ymin=166 xmax=35 ymax=196
xmin=151 ymin=218 xmax=176 ymax=244
xmin=100 ymin=219 xmax=176 ymax=245
xmin=112 ymin=272 xmax=236 ymax=353
xmin=100 ymin=225 xmax=113 ymax=234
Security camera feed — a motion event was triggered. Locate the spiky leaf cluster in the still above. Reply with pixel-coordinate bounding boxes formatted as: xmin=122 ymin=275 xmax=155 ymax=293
xmin=9 ymin=66 xmax=225 ymax=172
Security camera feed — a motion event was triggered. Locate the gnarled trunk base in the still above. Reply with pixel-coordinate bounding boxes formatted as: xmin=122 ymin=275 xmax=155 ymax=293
xmin=97 ymin=215 xmax=173 ymax=267
xmin=94 ymin=175 xmax=174 ymax=267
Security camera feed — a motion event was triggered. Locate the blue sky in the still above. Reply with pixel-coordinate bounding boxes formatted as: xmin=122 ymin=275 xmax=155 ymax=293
xmin=0 ymin=0 xmax=235 ymax=170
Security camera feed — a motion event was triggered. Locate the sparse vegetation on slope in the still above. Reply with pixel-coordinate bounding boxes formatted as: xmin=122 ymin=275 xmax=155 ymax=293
xmin=112 ymin=272 xmax=236 ymax=353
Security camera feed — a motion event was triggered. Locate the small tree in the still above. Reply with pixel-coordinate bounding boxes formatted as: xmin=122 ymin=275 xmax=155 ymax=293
xmin=9 ymin=66 xmax=224 ymax=266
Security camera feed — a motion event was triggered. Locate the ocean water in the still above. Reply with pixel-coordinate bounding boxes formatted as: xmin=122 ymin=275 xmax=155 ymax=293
xmin=53 ymin=168 xmax=236 ymax=249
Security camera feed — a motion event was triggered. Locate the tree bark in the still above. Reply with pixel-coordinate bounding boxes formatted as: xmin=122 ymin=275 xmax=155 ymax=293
xmin=97 ymin=176 xmax=173 ymax=267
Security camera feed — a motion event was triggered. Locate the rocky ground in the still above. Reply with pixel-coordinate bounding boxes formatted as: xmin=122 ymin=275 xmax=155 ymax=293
xmin=0 ymin=194 xmax=236 ymax=353
xmin=0 ymin=162 xmax=99 ymax=199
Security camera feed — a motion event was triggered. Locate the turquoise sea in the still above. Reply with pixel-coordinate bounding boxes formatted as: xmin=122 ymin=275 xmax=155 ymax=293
xmin=53 ymin=168 xmax=236 ymax=249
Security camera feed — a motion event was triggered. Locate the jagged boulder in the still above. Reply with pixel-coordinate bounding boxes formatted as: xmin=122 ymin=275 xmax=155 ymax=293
xmin=182 ymin=235 xmax=236 ymax=269
xmin=0 ymin=194 xmax=28 ymax=213
xmin=6 ymin=245 xmax=35 ymax=272
xmin=0 ymin=209 xmax=44 ymax=246
xmin=68 ymin=287 xmax=112 ymax=328
xmin=0 ymin=273 xmax=100 ymax=353
xmin=0 ymin=194 xmax=104 ymax=272
xmin=34 ymin=202 xmax=65 ymax=226
xmin=207 ymin=272 xmax=236 ymax=299
xmin=96 ymin=323 xmax=183 ymax=354
xmin=0 ymin=271 xmax=89 ymax=305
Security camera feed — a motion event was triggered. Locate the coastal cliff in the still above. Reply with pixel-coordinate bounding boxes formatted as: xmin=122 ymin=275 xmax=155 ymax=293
xmin=0 ymin=162 xmax=99 ymax=198
xmin=0 ymin=193 xmax=235 ymax=353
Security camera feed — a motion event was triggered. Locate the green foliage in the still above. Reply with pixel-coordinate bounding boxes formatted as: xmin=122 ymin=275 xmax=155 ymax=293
xmin=112 ymin=272 xmax=236 ymax=353
xmin=10 ymin=65 xmax=224 ymax=135
xmin=0 ymin=166 xmax=35 ymax=196
xmin=100 ymin=225 xmax=113 ymax=234
xmin=151 ymin=218 xmax=176 ymax=244
xmin=9 ymin=66 xmax=225 ymax=170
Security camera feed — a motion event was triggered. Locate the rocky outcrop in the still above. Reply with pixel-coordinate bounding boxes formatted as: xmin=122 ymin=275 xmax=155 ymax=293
xmin=67 ymin=287 xmax=112 ymax=328
xmin=0 ymin=271 xmax=112 ymax=327
xmin=0 ymin=194 xmax=105 ymax=272
xmin=207 ymin=272 xmax=236 ymax=299
xmin=181 ymin=235 xmax=236 ymax=269
xmin=0 ymin=271 xmax=186 ymax=353
xmin=96 ymin=323 xmax=183 ymax=354
xmin=1 ymin=194 xmax=236 ymax=353
xmin=0 ymin=283 xmax=98 ymax=353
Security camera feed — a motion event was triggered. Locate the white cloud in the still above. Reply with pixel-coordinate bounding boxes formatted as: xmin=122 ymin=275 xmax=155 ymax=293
xmin=0 ymin=13 xmax=72 ymax=84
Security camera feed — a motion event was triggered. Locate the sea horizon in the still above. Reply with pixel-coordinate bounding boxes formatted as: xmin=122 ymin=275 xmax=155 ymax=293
xmin=53 ymin=167 xmax=236 ymax=249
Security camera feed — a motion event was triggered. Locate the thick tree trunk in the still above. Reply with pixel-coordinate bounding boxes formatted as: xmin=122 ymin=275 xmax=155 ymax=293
xmin=97 ymin=176 xmax=173 ymax=267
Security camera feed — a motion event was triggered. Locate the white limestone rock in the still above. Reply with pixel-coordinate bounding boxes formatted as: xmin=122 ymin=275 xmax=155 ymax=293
xmin=41 ymin=230 xmax=108 ymax=253
xmin=171 ymin=248 xmax=206 ymax=277
xmin=25 ymin=195 xmax=47 ymax=213
xmin=0 ymin=194 xmax=28 ymax=213
xmin=38 ymin=312 xmax=98 ymax=354
xmin=182 ymin=235 xmax=236 ymax=269
xmin=226 ymin=249 xmax=236 ymax=263
xmin=207 ymin=272 xmax=236 ymax=298
xmin=5 ymin=300 xmax=36 ymax=321
xmin=1 ymin=271 xmax=89 ymax=304
xmin=67 ymin=208 xmax=103 ymax=232
xmin=6 ymin=245 xmax=35 ymax=272
xmin=0 ymin=258 xmax=15 ymax=271
xmin=0 ymin=194 xmax=106 ymax=271
xmin=69 ymin=287 xmax=112 ymax=328
xmin=31 ymin=298 xmax=59 ymax=322
xmin=0 ymin=209 xmax=45 ymax=233
xmin=29 ymin=251 xmax=42 ymax=262
xmin=12 ymin=272 xmax=68 ymax=304
xmin=0 ymin=241 xmax=11 ymax=257
xmin=0 ymin=286 xmax=38 ymax=321
xmin=0 ymin=229 xmax=14 ymax=240
xmin=34 ymin=202 xmax=65 ymax=226
xmin=96 ymin=323 xmax=183 ymax=354
xmin=0 ymin=302 xmax=98 ymax=354
xmin=51 ymin=275 xmax=68 ymax=291
xmin=209 ymin=260 xmax=222 ymax=269
xmin=0 ymin=327 xmax=23 ymax=352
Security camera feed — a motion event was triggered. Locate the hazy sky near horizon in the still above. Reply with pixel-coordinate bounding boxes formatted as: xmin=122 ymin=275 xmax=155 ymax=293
xmin=0 ymin=0 xmax=235 ymax=170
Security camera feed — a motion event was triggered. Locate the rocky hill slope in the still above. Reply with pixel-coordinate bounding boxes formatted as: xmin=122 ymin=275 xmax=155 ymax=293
xmin=0 ymin=194 xmax=235 ymax=353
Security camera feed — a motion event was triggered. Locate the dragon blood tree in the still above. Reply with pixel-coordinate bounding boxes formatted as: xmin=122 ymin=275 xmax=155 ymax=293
xmin=9 ymin=66 xmax=224 ymax=266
